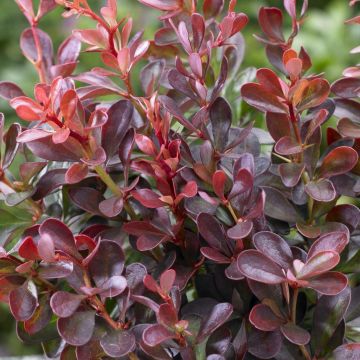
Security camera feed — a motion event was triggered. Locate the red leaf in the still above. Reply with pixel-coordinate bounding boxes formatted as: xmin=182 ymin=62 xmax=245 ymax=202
xmin=241 ymin=83 xmax=288 ymax=114
xmin=65 ymin=163 xmax=88 ymax=184
xmin=160 ymin=269 xmax=176 ymax=293
xmin=307 ymin=272 xmax=348 ymax=295
xmin=258 ymin=7 xmax=284 ymax=43
xmin=131 ymin=189 xmax=165 ymax=208
xmin=297 ymin=251 xmax=340 ymax=280
xmin=318 ymin=146 xmax=358 ymax=178
xmin=18 ymin=236 xmax=40 ymax=260
xmin=159 ymin=303 xmax=178 ymax=327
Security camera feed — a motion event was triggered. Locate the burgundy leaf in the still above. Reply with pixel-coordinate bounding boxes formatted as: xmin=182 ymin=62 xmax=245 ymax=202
xmin=308 ymin=232 xmax=349 ymax=259
xmin=308 ymin=272 xmax=348 ymax=295
xmin=249 ymin=304 xmax=284 ymax=331
xmin=305 ymin=178 xmax=336 ymax=202
xmin=9 ymin=283 xmax=37 ymax=321
xmin=142 ymin=324 xmax=174 ymax=346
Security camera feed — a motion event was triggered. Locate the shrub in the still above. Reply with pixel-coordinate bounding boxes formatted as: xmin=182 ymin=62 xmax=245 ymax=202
xmin=0 ymin=0 xmax=360 ymax=358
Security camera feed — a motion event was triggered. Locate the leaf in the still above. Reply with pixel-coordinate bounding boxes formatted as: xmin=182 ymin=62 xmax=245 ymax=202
xmin=142 ymin=324 xmax=174 ymax=346
xmin=38 ymin=261 xmax=74 ymax=279
xmin=138 ymin=0 xmax=179 ymax=11
xmin=297 ymin=251 xmax=339 ymax=279
xmin=305 ymin=179 xmax=336 ymax=202
xmin=100 ymin=275 xmax=127 ymax=298
xmin=89 ymin=240 xmax=125 ymax=287
xmin=237 ymin=250 xmax=286 ymax=284
xmin=318 ymin=146 xmax=358 ymax=178
xmin=9 ymin=283 xmax=37 ymax=321
xmin=99 ymin=196 xmax=124 ymax=217
xmin=326 ymin=204 xmax=360 ymax=232
xmin=131 ymin=189 xmax=164 ymax=208
xmin=294 ymin=78 xmax=330 ymax=111
xmin=58 ymin=311 xmax=95 ymax=346
xmin=249 ymin=304 xmax=284 ymax=331
xmin=140 ymin=60 xmax=165 ymax=96
xmin=241 ymin=83 xmax=288 ymax=114
xmin=37 ymin=0 xmax=57 ymax=18
xmin=248 ymin=327 xmax=282 ymax=359
xmin=65 ymin=163 xmax=88 ymax=184
xmin=39 ymin=218 xmax=80 ymax=260
xmin=312 ymin=287 xmax=351 ymax=356
xmin=263 ymin=186 xmax=299 ymax=223
xmin=331 ymin=77 xmax=360 ymax=98
xmin=0 ymin=81 xmax=25 ymax=100
xmin=253 ymin=231 xmax=293 ymax=270
xmin=197 ymin=213 xmax=226 ymax=251
xmin=210 ymin=97 xmax=232 ymax=151
xmin=24 ymin=295 xmax=52 ymax=334
xmin=334 ymin=344 xmax=360 ymax=360
xmin=200 ymin=247 xmax=230 ymax=263
xmin=307 ymin=232 xmax=348 ymax=259
xmin=280 ymin=323 xmax=310 ymax=346
xmin=50 ymin=291 xmax=84 ymax=318
xmin=3 ymin=123 xmax=21 ymax=170
xmin=227 ymin=221 xmax=253 ymax=239
xmin=275 ymin=136 xmax=302 ymax=155
xmin=100 ymin=330 xmax=136 ymax=357
xmin=68 ymin=187 xmax=104 ymax=215
xmin=197 ymin=302 xmax=233 ymax=342
xmin=102 ymin=100 xmax=133 ymax=159
xmin=308 ymin=272 xmax=348 ymax=295
xmin=338 ymin=117 xmax=360 ymax=138
xmin=279 ymin=162 xmax=304 ymax=187
xmin=258 ymin=7 xmax=284 ymax=43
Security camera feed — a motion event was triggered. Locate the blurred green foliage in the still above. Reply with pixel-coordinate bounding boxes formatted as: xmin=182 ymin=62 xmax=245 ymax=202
xmin=0 ymin=0 xmax=358 ymax=355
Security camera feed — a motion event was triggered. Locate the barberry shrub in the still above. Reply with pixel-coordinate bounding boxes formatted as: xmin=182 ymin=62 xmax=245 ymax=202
xmin=0 ymin=0 xmax=360 ymax=358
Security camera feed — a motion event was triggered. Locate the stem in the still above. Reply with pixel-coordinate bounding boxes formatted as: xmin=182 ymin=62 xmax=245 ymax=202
xmin=94 ymin=165 xmax=122 ymax=197
xmin=226 ymin=202 xmax=238 ymax=223
xmin=291 ymin=288 xmax=298 ymax=323
xmin=31 ymin=22 xmax=47 ymax=84
xmin=291 ymin=288 xmax=311 ymax=360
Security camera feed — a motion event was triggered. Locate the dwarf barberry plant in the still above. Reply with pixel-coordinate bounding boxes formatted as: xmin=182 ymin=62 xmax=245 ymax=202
xmin=0 ymin=0 xmax=360 ymax=358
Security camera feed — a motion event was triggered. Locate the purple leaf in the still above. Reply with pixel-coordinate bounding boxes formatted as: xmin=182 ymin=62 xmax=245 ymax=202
xmin=237 ymin=250 xmax=286 ymax=284
xmin=280 ymin=323 xmax=310 ymax=345
xmin=100 ymin=330 xmax=136 ymax=357
xmin=0 ymin=81 xmax=25 ymax=100
xmin=305 ymin=178 xmax=336 ymax=202
xmin=142 ymin=324 xmax=174 ymax=346
xmin=57 ymin=311 xmax=95 ymax=346
xmin=308 ymin=272 xmax=348 ymax=295
xmin=9 ymin=283 xmax=37 ymax=321
xmin=89 ymin=240 xmax=125 ymax=287
xmin=50 ymin=291 xmax=84 ymax=318
xmin=39 ymin=218 xmax=80 ymax=260
xmin=210 ymin=97 xmax=232 ymax=151
xmin=253 ymin=231 xmax=293 ymax=270
xmin=227 ymin=221 xmax=253 ymax=239
xmin=307 ymin=232 xmax=349 ymax=259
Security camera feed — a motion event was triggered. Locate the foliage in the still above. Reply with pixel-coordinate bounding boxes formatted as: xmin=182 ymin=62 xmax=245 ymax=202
xmin=0 ymin=0 xmax=360 ymax=359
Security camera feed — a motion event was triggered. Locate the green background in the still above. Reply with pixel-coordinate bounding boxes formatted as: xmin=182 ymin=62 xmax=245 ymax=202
xmin=0 ymin=0 xmax=358 ymax=356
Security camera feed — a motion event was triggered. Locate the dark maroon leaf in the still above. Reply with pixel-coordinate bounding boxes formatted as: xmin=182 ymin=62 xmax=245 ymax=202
xmin=237 ymin=250 xmax=286 ymax=284
xmin=68 ymin=187 xmax=104 ymax=215
xmin=50 ymin=291 xmax=84 ymax=318
xmin=210 ymin=97 xmax=231 ymax=151
xmin=142 ymin=324 xmax=174 ymax=346
xmin=307 ymin=232 xmax=349 ymax=259
xmin=197 ymin=302 xmax=233 ymax=342
xmin=280 ymin=323 xmax=310 ymax=345
xmin=279 ymin=162 xmax=304 ymax=187
xmin=89 ymin=240 xmax=125 ymax=287
xmin=24 ymin=296 xmax=52 ymax=334
xmin=248 ymin=327 xmax=282 ymax=359
xmin=241 ymin=83 xmax=288 ymax=114
xmin=312 ymin=287 xmax=351 ymax=355
xmin=227 ymin=221 xmax=253 ymax=239
xmin=275 ymin=136 xmax=302 ymax=155
xmin=58 ymin=311 xmax=95 ymax=346
xmin=318 ymin=146 xmax=358 ymax=178
xmin=9 ymin=283 xmax=37 ymax=321
xmin=253 ymin=231 xmax=293 ymax=269
xmin=308 ymin=272 xmax=348 ymax=295
xmin=249 ymin=304 xmax=284 ymax=331
xmin=39 ymin=218 xmax=80 ymax=260
xmin=102 ymin=100 xmax=133 ymax=159
xmin=3 ymin=123 xmax=21 ymax=170
xmin=38 ymin=261 xmax=74 ymax=279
